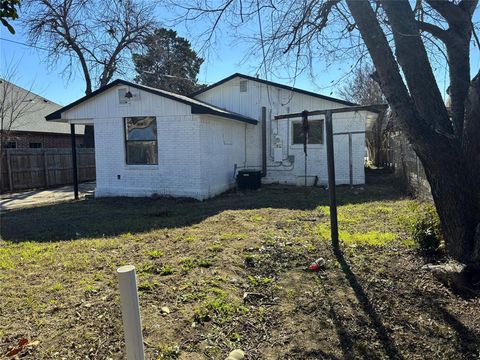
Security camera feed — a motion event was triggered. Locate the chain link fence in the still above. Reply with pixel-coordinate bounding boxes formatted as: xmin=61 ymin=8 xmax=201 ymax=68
xmin=388 ymin=131 xmax=432 ymax=200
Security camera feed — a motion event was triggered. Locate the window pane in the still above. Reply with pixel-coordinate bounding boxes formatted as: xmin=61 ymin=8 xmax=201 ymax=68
xmin=126 ymin=117 xmax=157 ymax=141
xmin=29 ymin=142 xmax=42 ymax=148
xmin=309 ymin=121 xmax=323 ymax=144
xmin=292 ymin=123 xmax=304 ymax=144
xmin=126 ymin=141 xmax=158 ymax=165
xmin=292 ymin=120 xmax=323 ymax=144
xmin=3 ymin=142 xmax=16 ymax=148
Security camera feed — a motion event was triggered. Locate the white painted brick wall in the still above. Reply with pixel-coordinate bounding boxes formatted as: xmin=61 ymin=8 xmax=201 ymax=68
xmin=82 ymin=85 xmax=249 ymax=200
xmin=94 ymin=115 xmax=204 ymax=199
xmin=195 ymin=77 xmax=367 ymax=186
xmin=198 ymin=115 xmax=247 ymax=198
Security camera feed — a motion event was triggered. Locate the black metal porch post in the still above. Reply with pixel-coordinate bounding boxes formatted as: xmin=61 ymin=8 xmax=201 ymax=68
xmin=70 ymin=123 xmax=79 ymax=200
xmin=325 ymin=110 xmax=339 ymax=248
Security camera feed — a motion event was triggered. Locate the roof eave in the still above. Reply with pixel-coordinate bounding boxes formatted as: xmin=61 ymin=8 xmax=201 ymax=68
xmin=45 ymin=78 xmax=258 ymax=125
xmin=190 ymin=73 xmax=358 ymax=107
xmin=191 ymin=104 xmax=258 ymax=125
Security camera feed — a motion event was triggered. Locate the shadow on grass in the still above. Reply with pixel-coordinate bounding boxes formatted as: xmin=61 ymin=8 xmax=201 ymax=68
xmin=1 ymin=181 xmax=404 ymax=243
xmin=419 ymin=295 xmax=480 ymax=357
xmin=438 ymin=307 xmax=480 ymax=357
xmin=327 ymin=294 xmax=356 ymax=359
xmin=332 ymin=242 xmax=403 ymax=360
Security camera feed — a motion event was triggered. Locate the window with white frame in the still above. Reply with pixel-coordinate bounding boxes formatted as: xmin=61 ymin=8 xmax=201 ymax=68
xmin=124 ymin=116 xmax=158 ymax=165
xmin=292 ymin=119 xmax=324 ymax=145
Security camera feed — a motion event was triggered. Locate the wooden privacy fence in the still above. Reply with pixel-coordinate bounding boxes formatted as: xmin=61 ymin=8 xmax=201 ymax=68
xmin=0 ymin=148 xmax=95 ymax=193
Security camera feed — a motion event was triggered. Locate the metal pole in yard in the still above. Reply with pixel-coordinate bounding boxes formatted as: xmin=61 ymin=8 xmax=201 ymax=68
xmin=348 ymin=133 xmax=353 ymax=188
xmin=70 ymin=124 xmax=79 ymax=200
xmin=325 ymin=110 xmax=339 ymax=248
xmin=117 ymin=265 xmax=145 ymax=360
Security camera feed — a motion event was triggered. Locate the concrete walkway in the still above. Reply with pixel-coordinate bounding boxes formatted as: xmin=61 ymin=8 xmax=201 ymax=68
xmin=0 ymin=182 xmax=95 ymax=212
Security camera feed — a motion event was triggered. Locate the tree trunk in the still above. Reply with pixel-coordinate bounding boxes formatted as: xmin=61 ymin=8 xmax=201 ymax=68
xmin=416 ymin=142 xmax=480 ymax=264
xmin=82 ymin=76 xmax=94 ymax=148
xmin=346 ymin=0 xmax=480 ymax=265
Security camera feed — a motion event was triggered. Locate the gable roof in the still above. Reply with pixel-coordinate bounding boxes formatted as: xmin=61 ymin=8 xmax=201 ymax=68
xmin=45 ymin=79 xmax=258 ymax=125
xmin=190 ymin=73 xmax=357 ymax=107
xmin=1 ymin=80 xmax=85 ymax=135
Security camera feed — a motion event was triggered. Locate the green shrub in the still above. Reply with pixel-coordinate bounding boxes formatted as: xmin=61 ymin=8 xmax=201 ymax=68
xmin=411 ymin=205 xmax=441 ymax=253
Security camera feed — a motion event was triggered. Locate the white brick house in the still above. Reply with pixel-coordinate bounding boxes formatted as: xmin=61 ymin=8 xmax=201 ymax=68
xmin=46 ymin=75 xmax=378 ymax=200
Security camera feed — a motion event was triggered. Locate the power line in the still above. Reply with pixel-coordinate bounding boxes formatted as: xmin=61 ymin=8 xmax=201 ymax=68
xmin=0 ymin=37 xmax=212 ymax=84
xmin=1 ymin=37 xmax=57 ymax=54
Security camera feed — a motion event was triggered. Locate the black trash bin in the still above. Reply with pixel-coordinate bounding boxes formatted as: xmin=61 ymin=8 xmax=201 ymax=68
xmin=236 ymin=169 xmax=262 ymax=190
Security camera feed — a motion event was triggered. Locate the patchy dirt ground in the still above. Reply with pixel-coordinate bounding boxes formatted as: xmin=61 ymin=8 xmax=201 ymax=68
xmin=1 ymin=178 xmax=479 ymax=359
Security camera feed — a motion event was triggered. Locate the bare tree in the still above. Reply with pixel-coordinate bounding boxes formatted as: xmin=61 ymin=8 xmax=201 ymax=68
xmin=22 ymin=0 xmax=157 ymax=147
xmin=338 ymin=63 xmax=389 ymax=167
xmin=171 ymin=0 xmax=480 ymax=267
xmin=0 ymin=62 xmax=38 ymax=154
xmin=0 ymin=61 xmax=41 ymax=190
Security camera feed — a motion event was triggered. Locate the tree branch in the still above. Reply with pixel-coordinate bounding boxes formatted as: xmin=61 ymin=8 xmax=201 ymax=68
xmin=459 ymin=0 xmax=479 ymax=17
xmin=416 ymin=20 xmax=448 ymax=41
xmin=425 ymin=0 xmax=464 ymax=23
xmin=346 ymin=0 xmax=427 ymax=142
xmin=381 ymin=0 xmax=453 ymax=136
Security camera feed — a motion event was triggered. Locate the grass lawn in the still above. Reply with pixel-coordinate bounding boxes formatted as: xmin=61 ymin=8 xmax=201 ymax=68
xmin=1 ymin=177 xmax=479 ymax=359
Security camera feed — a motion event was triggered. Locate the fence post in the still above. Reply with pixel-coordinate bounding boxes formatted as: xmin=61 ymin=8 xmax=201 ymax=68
xmin=117 ymin=265 xmax=145 ymax=360
xmin=43 ymin=149 xmax=49 ymax=187
xmin=6 ymin=150 xmax=13 ymax=192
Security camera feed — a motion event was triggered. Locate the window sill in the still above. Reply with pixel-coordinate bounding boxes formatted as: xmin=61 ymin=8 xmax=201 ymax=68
xmin=124 ymin=164 xmax=159 ymax=170
xmin=290 ymin=144 xmax=324 ymax=149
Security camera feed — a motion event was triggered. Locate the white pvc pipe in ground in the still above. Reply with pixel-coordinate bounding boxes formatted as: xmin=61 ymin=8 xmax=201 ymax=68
xmin=117 ymin=265 xmax=145 ymax=360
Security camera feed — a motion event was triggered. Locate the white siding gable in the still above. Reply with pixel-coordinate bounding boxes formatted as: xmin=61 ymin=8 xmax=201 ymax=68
xmin=63 ymin=85 xmax=191 ymax=121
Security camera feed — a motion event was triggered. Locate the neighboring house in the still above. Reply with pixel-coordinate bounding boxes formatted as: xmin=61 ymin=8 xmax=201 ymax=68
xmin=0 ymin=81 xmax=84 ymax=149
xmin=46 ymin=74 xmax=378 ymax=200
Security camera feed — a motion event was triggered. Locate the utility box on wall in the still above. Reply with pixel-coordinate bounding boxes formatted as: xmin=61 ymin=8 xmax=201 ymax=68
xmin=273 ymin=147 xmax=283 ymax=162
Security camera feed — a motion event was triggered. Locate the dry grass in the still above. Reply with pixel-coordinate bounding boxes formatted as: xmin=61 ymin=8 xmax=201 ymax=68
xmin=0 ymin=178 xmax=479 ymax=359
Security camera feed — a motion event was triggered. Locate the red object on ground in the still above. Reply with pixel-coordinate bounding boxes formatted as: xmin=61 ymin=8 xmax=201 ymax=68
xmin=308 ymin=257 xmax=325 ymax=271
xmin=5 ymin=338 xmax=28 ymax=357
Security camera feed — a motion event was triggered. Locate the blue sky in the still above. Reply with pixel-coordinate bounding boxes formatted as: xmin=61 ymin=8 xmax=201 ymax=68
xmin=1 ymin=6 xmax=478 ymax=106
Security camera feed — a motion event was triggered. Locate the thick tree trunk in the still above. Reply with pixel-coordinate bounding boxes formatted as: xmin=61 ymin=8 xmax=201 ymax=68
xmin=416 ymin=142 xmax=480 ymax=264
xmin=346 ymin=0 xmax=480 ymax=265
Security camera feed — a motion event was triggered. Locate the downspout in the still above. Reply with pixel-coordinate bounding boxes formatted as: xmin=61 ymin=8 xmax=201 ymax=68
xmin=261 ymin=106 xmax=267 ymax=177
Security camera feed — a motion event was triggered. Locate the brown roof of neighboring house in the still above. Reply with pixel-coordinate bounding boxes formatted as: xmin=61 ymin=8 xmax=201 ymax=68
xmin=1 ymin=80 xmax=84 ymax=135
